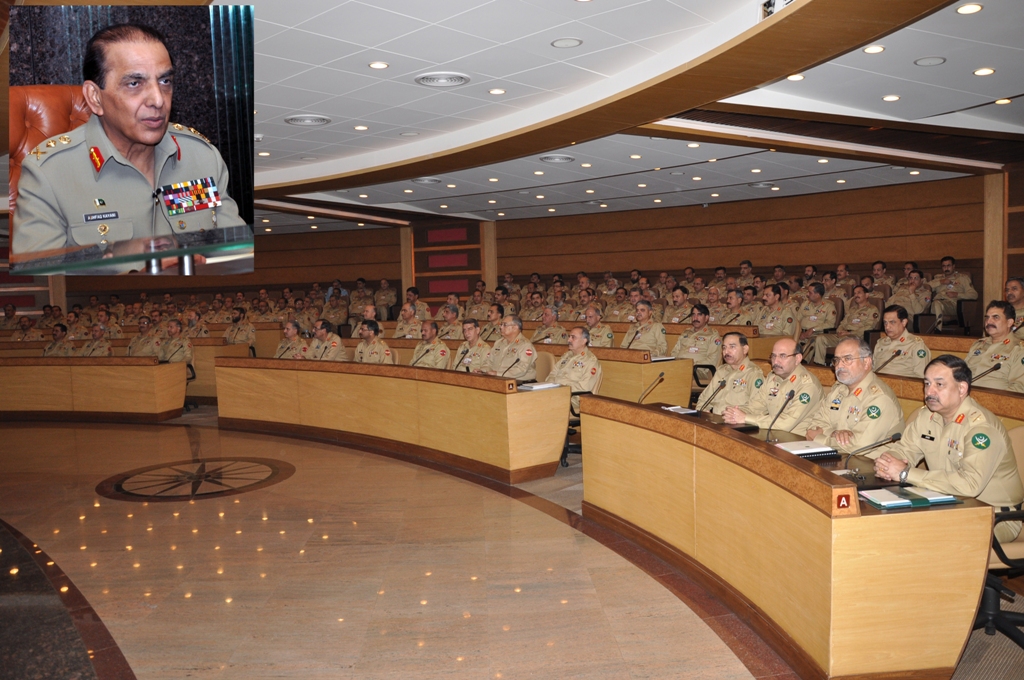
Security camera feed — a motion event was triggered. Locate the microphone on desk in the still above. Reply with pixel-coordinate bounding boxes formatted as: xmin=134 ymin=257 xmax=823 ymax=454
xmin=500 ymin=358 xmax=520 ymax=377
xmin=409 ymin=350 xmax=427 ymax=367
xmin=764 ymin=390 xmax=795 ymax=444
xmin=844 ymin=433 xmax=902 ymax=469
xmin=637 ymin=372 xmax=665 ymax=404
xmin=722 ymin=314 xmax=740 ymax=325
xmin=456 ymin=347 xmax=471 ymax=372
xmin=697 ymin=380 xmax=727 ymax=412
xmin=677 ymin=309 xmax=694 ymax=324
xmin=874 ymin=349 xmax=903 ymax=374
xmin=624 ymin=329 xmax=638 ymax=349
xmin=973 ymin=362 xmax=1002 ymax=382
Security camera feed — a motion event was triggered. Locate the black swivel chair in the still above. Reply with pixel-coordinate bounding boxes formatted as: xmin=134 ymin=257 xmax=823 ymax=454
xmin=183 ymin=364 xmax=198 ymax=412
xmin=560 ymin=373 xmax=603 ymax=468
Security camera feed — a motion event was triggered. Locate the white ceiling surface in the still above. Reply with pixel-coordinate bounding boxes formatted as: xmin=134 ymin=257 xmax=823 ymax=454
xmin=722 ymin=0 xmax=1024 ymax=134
xmin=298 ymin=133 xmax=965 ymax=223
xmin=238 ymin=0 xmax=763 ymax=187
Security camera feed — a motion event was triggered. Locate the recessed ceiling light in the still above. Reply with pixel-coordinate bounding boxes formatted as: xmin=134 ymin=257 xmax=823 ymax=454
xmin=489 ymin=178 xmax=499 ymax=182
xmin=439 ymin=205 xmax=448 ymax=208
xmin=787 ymin=74 xmax=804 ymax=81
xmin=488 ymin=200 xmax=496 ymax=204
xmin=836 ymin=179 xmax=846 ymax=184
xmin=264 ymin=228 xmax=271 ymax=232
xmin=307 ymin=215 xmax=315 ymax=219
xmin=413 ymin=177 xmax=442 ymax=185
xmin=534 ymin=171 xmax=544 ymax=175
xmin=357 ymin=223 xmax=365 ymax=226
xmin=751 ymin=169 xmax=761 ymax=173
xmin=400 ymin=132 xmax=419 ymax=137
xmin=354 ymin=125 xmax=369 ymax=131
xmin=818 ymin=159 xmax=829 ymax=163
xmin=310 ymin=225 xmax=318 ymax=229
xmin=403 ymin=189 xmax=413 ymax=193
xmin=771 ymin=187 xmax=781 ymax=191
xmin=711 ymin=193 xmax=719 ymax=197
xmin=369 ymin=62 xmax=389 ymax=69
xmin=914 ymin=57 xmax=946 ymax=67
xmin=863 ymin=45 xmax=885 ymax=54
xmin=653 ymin=199 xmax=662 ymax=203
xmin=691 ymin=176 xmax=702 ymax=181
xmin=585 ymin=189 xmax=595 ymax=193
xmin=973 ymin=67 xmax=995 ymax=76
xmin=497 ymin=212 xmax=505 ymax=216
xmin=359 ymin=194 xmax=368 ymax=198
xmin=581 ymin=163 xmax=592 ymax=168
xmin=882 ymin=95 xmax=901 ymax=102
xmin=540 ymin=155 xmax=574 ymax=164
xmin=548 ymin=208 xmax=556 ymax=212
xmin=995 ymin=98 xmax=1012 ymax=105
xmin=637 ymin=183 xmax=647 ymax=188
xmin=551 ymin=38 xmax=582 ymax=48
xmin=447 ymin=184 xmax=456 ymax=188
xmin=257 ymin=152 xmax=270 ymax=157
xmin=536 ymin=195 xmax=544 ymax=199
xmin=630 ymin=154 xmax=641 ymax=159
xmin=599 ymin=204 xmax=608 ymax=208
xmin=910 ymin=170 xmax=920 ymax=175
xmin=261 ymin=219 xmax=270 ymax=223
xmin=687 ymin=143 xmax=700 ymax=148
xmin=285 ymin=114 xmax=331 ymax=126
xmin=489 ymin=89 xmax=506 ymax=95
xmin=415 ymin=72 xmax=470 ymax=87
xmin=956 ymin=3 xmax=983 ymax=14
xmin=708 ymin=158 xmax=717 ymax=162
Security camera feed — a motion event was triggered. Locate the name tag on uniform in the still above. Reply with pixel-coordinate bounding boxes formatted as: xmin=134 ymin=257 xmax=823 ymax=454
xmin=160 ymin=177 xmax=221 ymax=216
xmin=921 ymin=434 xmax=935 ymax=441
xmin=84 ymin=211 xmax=119 ymax=222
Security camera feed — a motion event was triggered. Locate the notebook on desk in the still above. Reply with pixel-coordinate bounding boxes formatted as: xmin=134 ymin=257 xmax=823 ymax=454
xmin=774 ymin=440 xmax=841 ymax=462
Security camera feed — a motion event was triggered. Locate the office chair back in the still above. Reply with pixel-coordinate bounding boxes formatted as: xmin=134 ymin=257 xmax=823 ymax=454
xmin=990 ymin=425 xmax=1024 ymax=569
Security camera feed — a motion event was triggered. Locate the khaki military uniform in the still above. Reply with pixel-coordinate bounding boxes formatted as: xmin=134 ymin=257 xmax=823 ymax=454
xmin=887 ymin=287 xmax=931 ymax=317
xmin=622 ymin=321 xmax=668 ymax=357
xmin=36 ymin=315 xmax=56 ymax=329
xmin=888 ymin=397 xmax=1024 ymax=543
xmin=873 ymin=332 xmax=930 ymax=378
xmin=739 ymin=364 xmax=824 ymax=436
xmin=77 ymin=338 xmax=112 ymax=357
xmin=184 ymin=323 xmax=210 ymax=339
xmin=274 ymin=337 xmax=307 ymax=360
xmin=438 ymin=323 xmax=464 ymax=341
xmin=930 ymin=271 xmax=978 ymax=318
xmin=520 ymin=306 xmax=545 ymax=322
xmin=411 ymin=338 xmax=450 ymax=369
xmin=295 ymin=309 xmax=319 ymax=332
xmin=355 ymin=337 xmax=395 ymax=364
xmin=81 ymin=306 xmax=100 ymax=324
xmin=670 ymin=327 xmax=722 ymax=381
xmin=128 ymin=334 xmax=161 ymax=357
xmin=375 ymin=289 xmax=397 ymax=320
xmin=67 ymin=322 xmax=91 ymax=340
xmin=745 ymin=301 xmax=764 ymax=319
xmin=696 ymin=360 xmax=765 ymax=414
xmin=806 ymin=372 xmax=903 ymax=455
xmin=549 ymin=349 xmax=602 ymax=412
xmin=0 ymin=316 xmax=21 ymax=330
xmin=965 ymin=336 xmax=1024 ymax=392
xmin=532 ymin=324 xmax=569 ymax=345
xmin=10 ymin=329 xmax=44 ymax=342
xmin=836 ymin=275 xmax=857 ymax=288
xmin=321 ymin=303 xmax=349 ymax=329
xmin=101 ymin=324 xmax=124 ymax=339
xmin=412 ymin=300 xmax=431 ymax=321
xmin=451 ymin=339 xmax=491 ymax=372
xmin=479 ymin=323 xmax=502 ymax=343
xmin=434 ymin=305 xmax=465 ymax=322
xmin=736 ymin=275 xmax=755 ymax=288
xmin=705 ymin=302 xmax=728 ymax=325
xmin=224 ymin=322 xmax=256 ymax=348
xmin=796 ymin=299 xmax=837 ymax=334
xmin=13 ymin=115 xmax=244 ymax=258
xmin=305 ymin=332 xmax=348 ymax=361
xmin=690 ymin=289 xmax=709 ymax=304
xmin=554 ymin=303 xmax=576 ymax=322
xmin=42 ymin=337 xmax=77 ymax=357
xmin=588 ymin=323 xmax=615 ymax=348
xmin=808 ymin=303 xmax=881 ymax=365
xmin=605 ymin=302 xmax=634 ymax=324
xmin=159 ymin=337 xmax=193 ymax=364
xmin=394 ymin=319 xmax=422 ymax=339
xmin=721 ymin=308 xmax=753 ymax=326
xmin=350 ymin=291 xmax=375 ymax=314
xmin=465 ymin=302 xmax=490 ymax=321
xmin=755 ymin=304 xmax=797 ymax=337
xmin=488 ymin=335 xmax=538 ymax=381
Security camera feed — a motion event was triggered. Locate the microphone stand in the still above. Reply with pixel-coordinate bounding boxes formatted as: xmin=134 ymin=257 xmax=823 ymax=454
xmin=637 ymin=372 xmax=666 ymax=404
xmin=456 ymin=347 xmax=470 ymax=372
xmin=500 ymin=357 xmax=521 ymax=377
xmin=764 ymin=390 xmax=795 ymax=444
xmin=843 ymin=433 xmax=903 ymax=469
xmin=874 ymin=349 xmax=903 ymax=374
xmin=697 ymin=380 xmax=727 ymax=412
xmin=972 ymin=362 xmax=1003 ymax=382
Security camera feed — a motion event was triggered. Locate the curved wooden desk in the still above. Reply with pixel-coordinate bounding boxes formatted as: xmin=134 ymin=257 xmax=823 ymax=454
xmin=214 ymin=358 xmax=570 ymax=484
xmin=579 ymin=395 xmax=992 ymax=680
xmin=0 ymin=357 xmax=186 ymax=422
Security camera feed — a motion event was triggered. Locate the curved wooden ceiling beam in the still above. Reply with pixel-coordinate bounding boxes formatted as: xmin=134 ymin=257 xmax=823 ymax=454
xmin=256 ymin=0 xmax=957 ymax=199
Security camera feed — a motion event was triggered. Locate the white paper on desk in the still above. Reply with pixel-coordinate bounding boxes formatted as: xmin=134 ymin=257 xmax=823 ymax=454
xmin=775 ymin=441 xmax=836 ymax=455
xmin=661 ymin=406 xmax=698 ymax=415
xmin=903 ymin=487 xmax=956 ymax=503
xmin=650 ymin=356 xmax=676 ymax=362
xmin=518 ymin=382 xmax=561 ymax=391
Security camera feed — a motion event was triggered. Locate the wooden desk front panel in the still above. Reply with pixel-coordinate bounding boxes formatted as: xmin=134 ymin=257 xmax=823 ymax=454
xmin=599 ymin=359 xmax=693 ymax=405
xmin=71 ymin=364 xmax=185 ymax=414
xmin=188 ymin=342 xmax=251 ymax=398
xmin=0 ymin=366 xmax=75 ymax=410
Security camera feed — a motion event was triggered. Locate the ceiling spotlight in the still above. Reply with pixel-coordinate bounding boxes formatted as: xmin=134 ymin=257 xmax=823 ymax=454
xmin=264 ymin=228 xmax=271 ymax=232
xmin=708 ymin=158 xmax=717 ymax=162
xmin=548 ymin=208 xmax=556 ymax=212
xmin=818 ymin=159 xmax=829 ymax=163
xmin=536 ymin=195 xmax=545 ymax=199
xmin=580 ymin=163 xmax=592 ymax=168
xmin=257 ymin=151 xmax=270 ymax=157
xmin=909 ymin=170 xmax=920 ymax=175
xmin=692 ymin=177 xmax=702 ymax=181
xmin=413 ymin=177 xmax=442 ymax=185
xmin=585 ymin=189 xmax=595 ymax=193
xmin=915 ymin=57 xmax=946 ymax=67
xmin=354 ymin=125 xmax=369 ymax=131
xmin=488 ymin=200 xmax=497 ymax=204
xmin=751 ymin=168 xmax=761 ymax=173
xmin=787 ymin=74 xmax=804 ymax=81
xmin=415 ymin=72 xmax=470 ymax=87
xmin=369 ymin=62 xmax=389 ymax=69
xmin=551 ymin=38 xmax=582 ymax=48
xmin=310 ymin=225 xmax=318 ymax=229
xmin=497 ymin=212 xmax=505 ymax=216
xmin=447 ymin=184 xmax=456 ymax=188
xmin=711 ymin=193 xmax=719 ymax=197
xmin=262 ymin=219 xmax=270 ymax=223
xmin=863 ymin=45 xmax=885 ymax=54
xmin=956 ymin=3 xmax=983 ymax=14
xmin=637 ymin=183 xmax=647 ymax=188
xmin=307 ymin=215 xmax=315 ymax=219
xmin=653 ymin=199 xmax=662 ymax=203
xmin=771 ymin=187 xmax=781 ymax=191
xmin=995 ymin=98 xmax=1012 ymax=105
xmin=489 ymin=88 xmax=506 ymax=95
xmin=403 ymin=189 xmax=413 ymax=193
xmin=489 ymin=178 xmax=499 ymax=182
xmin=599 ymin=204 xmax=608 ymax=208
xmin=534 ymin=171 xmax=544 ymax=175
xmin=836 ymin=179 xmax=846 ymax=184
xmin=687 ymin=143 xmax=700 ymax=148
xmin=973 ymin=67 xmax=995 ymax=76
xmin=882 ymin=95 xmax=901 ymax=102
xmin=540 ymin=154 xmax=574 ymax=163
xmin=357 ymin=223 xmax=365 ymax=226
xmin=630 ymin=154 xmax=642 ymax=159
xmin=439 ymin=205 xmax=448 ymax=208
xmin=359 ymin=194 xmax=368 ymax=198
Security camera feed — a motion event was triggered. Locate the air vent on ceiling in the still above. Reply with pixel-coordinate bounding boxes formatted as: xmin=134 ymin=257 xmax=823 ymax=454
xmin=412 ymin=177 xmax=442 ymax=184
xmin=415 ymin=72 xmax=470 ymax=87
xmin=749 ymin=182 xmax=775 ymax=189
xmin=540 ymin=154 xmax=575 ymax=164
xmin=285 ymin=114 xmax=331 ymax=126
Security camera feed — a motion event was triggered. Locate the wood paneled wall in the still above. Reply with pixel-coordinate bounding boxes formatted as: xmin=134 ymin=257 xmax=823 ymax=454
xmin=65 ymin=228 xmax=402 ymax=295
xmin=495 ymin=177 xmax=984 ymax=278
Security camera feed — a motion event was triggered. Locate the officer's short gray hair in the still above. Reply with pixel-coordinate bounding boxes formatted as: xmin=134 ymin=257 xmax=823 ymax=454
xmin=836 ymin=336 xmax=871 ymax=358
xmin=445 ymin=304 xmax=459 ymax=315
xmin=574 ymin=326 xmax=590 ymax=343
xmin=284 ymin=320 xmax=301 ymax=333
xmin=586 ymin=305 xmax=602 ymax=317
xmin=544 ymin=306 xmax=558 ymax=316
xmin=505 ymin=316 xmax=523 ymax=331
xmin=636 ymin=300 xmax=653 ymax=312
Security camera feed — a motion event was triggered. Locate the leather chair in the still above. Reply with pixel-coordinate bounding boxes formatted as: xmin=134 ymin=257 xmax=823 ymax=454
xmin=560 ymin=371 xmax=604 ymax=468
xmin=533 ymin=351 xmax=556 ymax=382
xmin=9 ymin=85 xmax=92 ymax=214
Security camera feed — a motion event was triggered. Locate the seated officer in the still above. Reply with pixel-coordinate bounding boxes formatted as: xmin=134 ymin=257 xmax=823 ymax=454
xmin=873 ymin=305 xmax=930 ymax=378
xmin=754 ymin=284 xmax=796 ymax=337
xmin=10 ymin=316 xmax=44 ymax=342
xmin=451 ymin=319 xmax=491 ymax=373
xmin=183 ymin=309 xmax=210 ymax=339
xmin=354 ymin=320 xmax=395 ymax=364
xmin=721 ymin=289 xmax=752 ymax=326
xmin=350 ymin=305 xmax=377 ymax=339
xmin=807 ymin=285 xmax=880 ymax=365
xmin=43 ymin=323 xmax=77 ymax=357
xmin=965 ymin=301 xmax=1024 ymax=392
xmin=796 ymin=283 xmax=837 ymax=350
xmin=224 ymin=308 xmax=256 ymax=348
xmin=548 ymin=327 xmax=603 ymax=413
xmin=723 ymin=338 xmax=824 ymax=436
xmin=306 ymin=320 xmax=347 ymax=361
xmin=804 ymin=337 xmax=903 ymax=455
xmin=394 ymin=303 xmax=423 ymax=339
xmin=465 ymin=290 xmax=490 ymax=321
xmin=437 ymin=304 xmax=464 ymax=340
xmin=929 ymin=256 xmax=978 ymax=328
xmin=520 ymin=291 xmax=545 ymax=322
xmin=621 ymin=300 xmax=667 ymax=356
xmin=159 ymin=319 xmax=193 ymax=364
xmin=874 ymin=355 xmax=1024 ymax=543
xmin=410 ymin=321 xmax=449 ymax=369
xmin=486 ymin=316 xmax=537 ymax=381
xmin=405 ymin=287 xmax=430 ymax=320
xmin=128 ymin=316 xmax=161 ymax=356
xmin=77 ymin=324 xmax=113 ymax=357
xmin=531 ymin=306 xmax=569 ymax=345
xmin=479 ymin=304 xmax=504 ymax=343
xmin=662 ymin=285 xmax=693 ymax=325
xmin=670 ymin=303 xmax=721 ymax=381
xmin=95 ymin=309 xmax=123 ymax=339
xmin=584 ymin=305 xmax=614 ymax=348
xmin=274 ymin=321 xmax=307 ymax=360
xmin=696 ymin=332 xmax=764 ymax=415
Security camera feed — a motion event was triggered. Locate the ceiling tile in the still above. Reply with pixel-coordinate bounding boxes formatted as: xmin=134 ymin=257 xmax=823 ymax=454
xmin=442 ymin=0 xmax=573 ymax=44
xmin=255 ymin=84 xmax=334 ymax=111
xmin=505 ymin=60 xmax=604 ymax=93
xmin=297 ymin=2 xmax=430 ymax=48
xmin=247 ymin=0 xmax=345 ymax=28
xmin=344 ymin=79 xmax=436 ymax=107
xmin=276 ymin=66 xmax=380 ymax=97
xmin=566 ymin=42 xmax=655 ymax=78
xmin=437 ymin=45 xmax=553 ymax=80
xmin=580 ymin=0 xmax=709 ymax=44
xmin=377 ymin=25 xmax=498 ymax=65
xmin=257 ymin=29 xmax=363 ymax=65
xmin=356 ymin=0 xmax=491 ymax=24
xmin=322 ymin=48 xmax=437 ymax=80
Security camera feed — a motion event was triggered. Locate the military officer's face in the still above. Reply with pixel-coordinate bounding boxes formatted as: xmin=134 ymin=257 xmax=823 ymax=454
xmin=739 ymin=263 xmax=751 ymax=276
xmin=212 ymin=300 xmax=223 ymax=311
xmin=882 ymin=311 xmax=908 ymax=339
xmin=168 ymin=322 xmax=181 ymax=338
xmin=230 ymin=310 xmax=242 ymax=324
xmin=585 ymin=307 xmax=600 ymax=328
xmin=727 ymin=291 xmax=742 ymax=310
xmin=188 ymin=312 xmax=199 ymax=326
xmin=836 ymin=265 xmax=848 ymax=279
xmin=259 ymin=302 xmax=270 ymax=314
xmin=53 ymin=326 xmax=66 ymax=341
xmin=773 ymin=268 xmax=785 ymax=282
xmin=363 ymin=306 xmax=376 ymax=320
xmin=763 ymin=289 xmax=779 ymax=306
xmin=152 ymin=311 xmax=163 ymax=323
xmin=615 ymin=290 xmax=626 ymax=303
xmin=923 ymin=364 xmax=968 ymax=418
xmin=1007 ymin=280 xmax=1024 ymax=305
xmin=91 ymin=325 xmax=104 ymax=340
xmin=579 ymin=291 xmax=592 ymax=306
xmin=638 ymin=278 xmax=649 ymax=291
xmin=568 ymin=329 xmax=587 ymax=353
xmin=380 ymin=280 xmax=389 ymax=290
xmin=531 ymin=294 xmax=543 ymax=308
xmin=807 ymin=288 xmax=821 ymax=303
xmin=88 ymin=39 xmax=173 ymax=150
xmin=283 ymin=324 xmax=298 ymax=339
xmin=500 ymin=318 xmax=519 ymax=340
xmin=629 ymin=291 xmax=641 ymax=306
xmin=444 ymin=309 xmax=457 ymax=324
xmin=984 ymin=307 xmax=1013 ymax=339
xmin=833 ymin=340 xmax=870 ymax=386
xmin=422 ymin=323 xmax=437 ymax=340
xmin=97 ymin=311 xmax=110 ymax=325
xmin=313 ymin=323 xmax=327 ymax=340
xmin=671 ymin=290 xmax=685 ymax=306
xmin=903 ymin=263 xmax=914 ymax=277
xmin=691 ymin=310 xmax=708 ymax=330
xmin=852 ymin=288 xmax=867 ymax=305
xmin=90 ymin=296 xmax=99 ymax=306
xmin=769 ymin=340 xmax=800 ymax=378
xmin=804 ymin=267 xmax=814 ymax=280
xmin=692 ymin=278 xmax=705 ymax=292
xmin=635 ymin=305 xmax=651 ymax=323
xmin=294 ymin=300 xmax=305 ymax=311
xmin=872 ymin=263 xmax=886 ymax=279
xmin=19 ymin=317 xmax=32 ymax=331
xmin=4 ymin=305 xmax=14 ymax=318
xmin=463 ymin=323 xmax=479 ymax=343
xmin=941 ymin=259 xmax=955 ymax=275
xmin=721 ymin=336 xmax=747 ymax=365
xmin=406 ymin=291 xmax=416 ymax=303
xmin=707 ymin=288 xmax=720 ymax=304
xmin=487 ymin=305 xmax=501 ymax=323
xmin=401 ymin=305 xmax=415 ymax=321
xmin=359 ymin=325 xmax=374 ymax=341
xmin=137 ymin=319 xmax=150 ymax=334
xmin=68 ymin=313 xmax=79 ymax=325
xmin=542 ymin=308 xmax=557 ymax=326
xmin=472 ymin=291 xmax=483 ymax=304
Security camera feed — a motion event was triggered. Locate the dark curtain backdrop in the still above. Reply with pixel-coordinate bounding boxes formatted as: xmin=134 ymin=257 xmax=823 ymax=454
xmin=9 ymin=5 xmax=254 ymax=226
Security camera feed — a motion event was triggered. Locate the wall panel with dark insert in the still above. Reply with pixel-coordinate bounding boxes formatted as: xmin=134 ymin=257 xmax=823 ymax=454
xmin=412 ymin=222 xmax=485 ymax=312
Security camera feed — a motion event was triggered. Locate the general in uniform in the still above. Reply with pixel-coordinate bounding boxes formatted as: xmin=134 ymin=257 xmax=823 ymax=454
xmin=411 ymin=338 xmax=450 ymax=369
xmin=43 ymin=334 xmax=77 ymax=357
xmin=306 ymin=333 xmax=348 ymax=361
xmin=354 ymin=337 xmax=395 ymax=364
xmin=451 ymin=338 xmax=491 ymax=372
xmin=806 ymin=371 xmax=903 ymax=455
xmin=488 ymin=321 xmax=538 ymax=381
xmin=873 ymin=331 xmax=930 ymax=378
xmin=696 ymin=359 xmax=764 ymax=415
xmin=548 ymin=342 xmax=602 ymax=412
xmin=731 ymin=361 xmax=824 ymax=436
xmin=159 ymin=336 xmax=193 ymax=364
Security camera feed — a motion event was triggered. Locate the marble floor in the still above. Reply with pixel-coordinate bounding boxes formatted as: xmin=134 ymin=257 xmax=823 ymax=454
xmin=0 ymin=421 xmax=771 ymax=680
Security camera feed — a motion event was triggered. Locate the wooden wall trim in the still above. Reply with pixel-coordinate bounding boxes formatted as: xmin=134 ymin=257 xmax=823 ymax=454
xmin=0 ymin=356 xmax=158 ymax=366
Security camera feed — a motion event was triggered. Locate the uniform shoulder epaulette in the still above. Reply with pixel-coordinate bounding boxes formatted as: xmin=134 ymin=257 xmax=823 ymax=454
xmin=869 ymin=384 xmax=881 ymax=395
xmin=169 ymin=123 xmax=212 ymax=145
xmin=30 ymin=126 xmax=86 ymax=164
xmin=970 ymin=411 xmax=985 ymax=424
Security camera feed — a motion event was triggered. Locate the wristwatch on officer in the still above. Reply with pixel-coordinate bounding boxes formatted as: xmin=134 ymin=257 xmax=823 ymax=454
xmin=898 ymin=467 xmax=909 ymax=484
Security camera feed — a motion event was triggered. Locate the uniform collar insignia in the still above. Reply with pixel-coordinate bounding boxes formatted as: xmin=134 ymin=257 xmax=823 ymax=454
xmin=955 ymin=413 xmax=965 ymax=424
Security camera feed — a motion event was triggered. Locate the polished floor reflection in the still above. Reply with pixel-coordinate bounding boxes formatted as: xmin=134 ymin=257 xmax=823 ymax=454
xmin=0 ymin=423 xmax=756 ymax=679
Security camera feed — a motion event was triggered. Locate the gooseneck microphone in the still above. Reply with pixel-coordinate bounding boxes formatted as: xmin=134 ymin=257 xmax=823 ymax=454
xmin=972 ymin=362 xmax=1002 ymax=382
xmin=843 ymin=433 xmax=902 ymax=469
xmin=874 ymin=349 xmax=903 ymax=373
xmin=500 ymin=357 xmax=520 ymax=377
xmin=410 ymin=348 xmax=428 ymax=366
xmin=637 ymin=372 xmax=665 ymax=404
xmin=456 ymin=347 xmax=471 ymax=372
xmin=764 ymin=389 xmax=795 ymax=444
xmin=697 ymin=380 xmax=728 ymax=412
xmin=625 ymin=328 xmax=638 ymax=349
